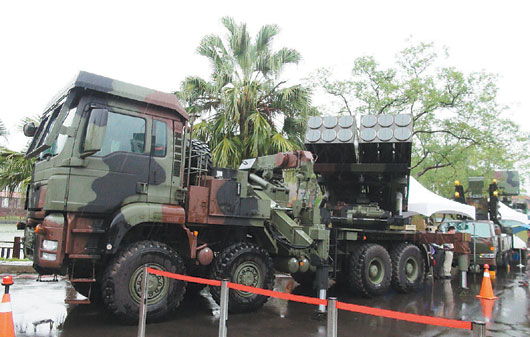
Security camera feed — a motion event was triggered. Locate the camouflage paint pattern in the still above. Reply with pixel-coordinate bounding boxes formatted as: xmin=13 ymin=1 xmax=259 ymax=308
xmin=493 ymin=170 xmax=520 ymax=196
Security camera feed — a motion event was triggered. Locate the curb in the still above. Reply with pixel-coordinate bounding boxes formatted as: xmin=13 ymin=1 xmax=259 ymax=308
xmin=0 ymin=263 xmax=35 ymax=274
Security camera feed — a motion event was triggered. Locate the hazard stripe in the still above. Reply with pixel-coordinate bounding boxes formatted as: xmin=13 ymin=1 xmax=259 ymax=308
xmin=0 ymin=302 xmax=11 ymax=313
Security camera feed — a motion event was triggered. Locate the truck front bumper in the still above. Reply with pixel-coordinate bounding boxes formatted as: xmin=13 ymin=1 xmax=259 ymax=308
xmin=26 ymin=214 xmax=66 ymax=274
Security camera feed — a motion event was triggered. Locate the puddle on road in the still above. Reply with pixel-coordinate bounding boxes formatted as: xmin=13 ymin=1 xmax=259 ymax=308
xmin=8 ymin=275 xmax=69 ymax=337
xmin=3 ymin=263 xmax=529 ymax=337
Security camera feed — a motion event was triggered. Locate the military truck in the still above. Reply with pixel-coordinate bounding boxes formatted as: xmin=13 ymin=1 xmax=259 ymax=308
xmin=19 ymin=72 xmax=330 ymax=323
xmin=19 ymin=72 xmax=468 ymax=323
xmin=453 ymin=177 xmax=511 ymax=270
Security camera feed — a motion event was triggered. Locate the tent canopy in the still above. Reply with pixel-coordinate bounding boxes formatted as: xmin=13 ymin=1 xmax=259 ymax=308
xmin=498 ymin=202 xmax=528 ymax=224
xmin=513 ymin=235 xmax=527 ymax=249
xmin=405 ymin=177 xmax=476 ymax=219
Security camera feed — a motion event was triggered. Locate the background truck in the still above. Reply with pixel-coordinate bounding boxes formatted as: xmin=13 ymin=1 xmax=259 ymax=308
xmin=454 ymin=176 xmax=512 ymax=270
xmin=20 ymin=72 xmax=468 ymax=323
xmin=439 ymin=220 xmax=503 ymax=271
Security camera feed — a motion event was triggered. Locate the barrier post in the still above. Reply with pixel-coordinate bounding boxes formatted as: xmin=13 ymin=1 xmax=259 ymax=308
xmin=472 ymin=321 xmax=486 ymax=337
xmin=137 ymin=265 xmax=148 ymax=337
xmin=327 ymin=298 xmax=337 ymax=337
xmin=458 ymin=254 xmax=469 ymax=289
xmin=13 ymin=237 xmax=21 ymax=259
xmin=218 ymin=279 xmax=229 ymax=337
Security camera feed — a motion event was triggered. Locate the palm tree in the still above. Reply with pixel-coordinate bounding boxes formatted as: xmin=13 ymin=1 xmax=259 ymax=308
xmin=178 ymin=17 xmax=315 ymax=167
xmin=0 ymin=119 xmax=7 ymax=140
xmin=0 ymin=148 xmax=34 ymax=193
xmin=0 ymin=117 xmax=37 ymax=193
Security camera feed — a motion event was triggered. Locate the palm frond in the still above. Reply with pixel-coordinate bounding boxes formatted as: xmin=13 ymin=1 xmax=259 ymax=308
xmin=0 ymin=120 xmax=7 ymax=139
xmin=0 ymin=148 xmax=34 ymax=193
xmin=256 ymin=24 xmax=279 ymax=54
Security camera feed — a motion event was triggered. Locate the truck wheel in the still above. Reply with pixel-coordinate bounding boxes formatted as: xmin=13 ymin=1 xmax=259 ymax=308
xmin=348 ymin=243 xmax=392 ymax=297
xmin=210 ymin=242 xmax=274 ymax=313
xmin=101 ymin=241 xmax=186 ymax=324
xmin=390 ymin=243 xmax=425 ymax=293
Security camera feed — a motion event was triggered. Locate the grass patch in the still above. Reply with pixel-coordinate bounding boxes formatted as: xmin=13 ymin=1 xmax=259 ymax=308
xmin=0 ymin=216 xmax=24 ymax=222
xmin=0 ymin=257 xmax=30 ymax=262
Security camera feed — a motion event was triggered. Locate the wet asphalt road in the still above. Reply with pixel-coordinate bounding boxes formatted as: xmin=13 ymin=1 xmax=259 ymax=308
xmin=4 ymin=262 xmax=530 ymax=337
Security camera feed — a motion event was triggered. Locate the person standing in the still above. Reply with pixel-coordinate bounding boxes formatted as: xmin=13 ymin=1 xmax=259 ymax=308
xmin=443 ymin=226 xmax=456 ymax=279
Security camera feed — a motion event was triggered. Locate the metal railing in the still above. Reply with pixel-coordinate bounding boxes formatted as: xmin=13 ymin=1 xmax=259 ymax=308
xmin=0 ymin=237 xmax=23 ymax=259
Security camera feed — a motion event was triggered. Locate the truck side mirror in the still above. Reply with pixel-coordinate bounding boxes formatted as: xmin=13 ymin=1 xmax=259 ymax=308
xmin=81 ymin=108 xmax=108 ymax=157
xmin=23 ymin=122 xmax=37 ymax=137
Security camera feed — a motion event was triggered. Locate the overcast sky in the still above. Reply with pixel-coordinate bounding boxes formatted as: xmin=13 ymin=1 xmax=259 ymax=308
xmin=1 ymin=0 xmax=529 ymax=152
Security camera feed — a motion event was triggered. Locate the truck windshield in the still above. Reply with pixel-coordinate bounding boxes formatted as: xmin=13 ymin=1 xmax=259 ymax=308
xmin=441 ymin=221 xmax=492 ymax=238
xmin=27 ymin=107 xmax=60 ymax=155
xmin=27 ymin=96 xmax=75 ymax=159
xmin=38 ymin=107 xmax=76 ymax=159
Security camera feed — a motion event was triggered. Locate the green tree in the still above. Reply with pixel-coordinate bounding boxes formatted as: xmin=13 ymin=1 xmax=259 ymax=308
xmin=178 ymin=17 xmax=315 ymax=167
xmin=0 ymin=148 xmax=34 ymax=193
xmin=310 ymin=42 xmax=529 ymax=196
xmin=0 ymin=117 xmax=37 ymax=193
xmin=0 ymin=119 xmax=7 ymax=139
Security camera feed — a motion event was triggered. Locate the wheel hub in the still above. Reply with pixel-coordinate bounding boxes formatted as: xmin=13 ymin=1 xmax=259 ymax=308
xmin=368 ymin=258 xmax=384 ymax=284
xmin=234 ymin=261 xmax=262 ymax=297
xmin=404 ymin=257 xmax=418 ymax=281
xmin=129 ymin=264 xmax=169 ymax=305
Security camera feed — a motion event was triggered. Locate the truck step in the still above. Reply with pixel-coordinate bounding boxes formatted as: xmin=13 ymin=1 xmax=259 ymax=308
xmin=70 ymin=278 xmax=96 ymax=283
xmin=68 ymin=254 xmax=101 ymax=259
xmin=65 ymin=298 xmax=91 ymax=305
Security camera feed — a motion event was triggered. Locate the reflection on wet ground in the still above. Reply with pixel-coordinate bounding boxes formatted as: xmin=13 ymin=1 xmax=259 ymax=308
xmin=5 ymin=262 xmax=530 ymax=337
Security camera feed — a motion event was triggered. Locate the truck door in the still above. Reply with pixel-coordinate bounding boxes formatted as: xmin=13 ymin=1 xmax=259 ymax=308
xmin=147 ymin=118 xmax=173 ymax=204
xmin=67 ymin=107 xmax=150 ymax=214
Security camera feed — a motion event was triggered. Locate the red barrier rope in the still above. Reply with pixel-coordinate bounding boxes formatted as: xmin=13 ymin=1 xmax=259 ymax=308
xmin=146 ymin=268 xmax=472 ymax=331
xmin=228 ymin=282 xmax=327 ymax=306
xmin=336 ymin=301 xmax=472 ymax=330
xmin=147 ymin=268 xmax=221 ymax=287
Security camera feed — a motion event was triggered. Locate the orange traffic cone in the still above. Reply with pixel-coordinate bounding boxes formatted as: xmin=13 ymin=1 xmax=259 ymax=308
xmin=0 ymin=276 xmax=15 ymax=337
xmin=476 ymin=264 xmax=498 ymax=300
xmin=479 ymin=298 xmax=495 ymax=322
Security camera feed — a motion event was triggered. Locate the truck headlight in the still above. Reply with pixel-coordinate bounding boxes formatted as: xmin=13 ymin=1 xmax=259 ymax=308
xmin=42 ymin=240 xmax=58 ymax=251
xmin=41 ymin=252 xmax=57 ymax=261
xmin=479 ymin=253 xmax=495 ymax=259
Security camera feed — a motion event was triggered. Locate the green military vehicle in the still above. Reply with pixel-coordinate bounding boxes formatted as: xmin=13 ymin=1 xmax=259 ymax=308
xmin=19 ymin=72 xmax=329 ymax=322
xmin=440 ymin=220 xmax=506 ymax=271
xmin=454 ymin=176 xmax=512 ymax=270
xmin=20 ymin=72 xmax=468 ymax=323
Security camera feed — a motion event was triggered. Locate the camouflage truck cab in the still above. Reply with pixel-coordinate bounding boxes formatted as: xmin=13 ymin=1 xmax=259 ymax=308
xmin=21 ymin=72 xmax=329 ymax=323
xmin=23 ymin=72 xmax=189 ymax=268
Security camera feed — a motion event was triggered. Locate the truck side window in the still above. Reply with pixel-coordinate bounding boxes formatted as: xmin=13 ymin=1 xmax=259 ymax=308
xmin=152 ymin=120 xmax=167 ymax=157
xmin=95 ymin=112 xmax=146 ymax=157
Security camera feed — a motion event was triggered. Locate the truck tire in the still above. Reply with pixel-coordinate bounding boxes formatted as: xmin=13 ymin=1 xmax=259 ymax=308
xmin=101 ymin=241 xmax=186 ymax=324
xmin=390 ymin=243 xmax=425 ymax=293
xmin=210 ymin=242 xmax=274 ymax=313
xmin=348 ymin=243 xmax=392 ymax=297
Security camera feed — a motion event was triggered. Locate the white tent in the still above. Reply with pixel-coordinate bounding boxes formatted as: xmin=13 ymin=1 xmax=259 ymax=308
xmin=513 ymin=235 xmax=527 ymax=249
xmin=405 ymin=177 xmax=476 ymax=219
xmin=498 ymin=202 xmax=528 ymax=224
